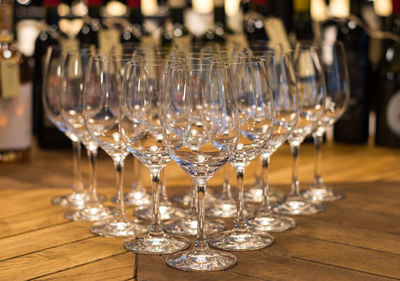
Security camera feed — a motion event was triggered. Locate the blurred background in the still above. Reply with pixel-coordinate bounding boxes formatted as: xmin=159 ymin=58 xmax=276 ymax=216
xmin=1 ymin=0 xmax=399 ymax=163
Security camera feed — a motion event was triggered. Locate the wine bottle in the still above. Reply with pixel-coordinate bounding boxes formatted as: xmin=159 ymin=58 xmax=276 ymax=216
xmin=0 ymin=0 xmax=32 ymax=162
xmin=375 ymin=0 xmax=400 ymax=147
xmin=121 ymin=0 xmax=142 ymax=43
xmin=33 ymin=0 xmax=71 ymax=149
xmin=292 ymin=0 xmax=313 ymax=41
xmin=161 ymin=0 xmax=190 ymax=47
xmin=194 ymin=0 xmax=228 ymax=43
xmin=77 ymin=0 xmax=102 ymax=48
xmin=243 ymin=0 xmax=270 ymax=42
xmin=271 ymin=0 xmax=293 ymax=32
xmin=333 ymin=0 xmax=370 ymax=144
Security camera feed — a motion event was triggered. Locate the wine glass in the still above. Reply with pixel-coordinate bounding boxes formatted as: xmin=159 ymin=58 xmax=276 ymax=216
xmin=61 ymin=48 xmax=112 ymax=221
xmin=131 ymin=57 xmax=188 ymax=221
xmin=120 ymin=60 xmax=190 ymax=254
xmin=209 ymin=57 xmax=275 ymax=251
xmin=82 ymin=55 xmax=146 ymax=237
xmin=273 ymin=42 xmax=326 ymax=216
xmin=43 ymin=46 xmax=89 ymax=209
xmin=247 ymin=49 xmax=298 ymax=232
xmin=163 ymin=63 xmax=239 ymax=271
xmin=302 ymin=41 xmax=350 ymax=202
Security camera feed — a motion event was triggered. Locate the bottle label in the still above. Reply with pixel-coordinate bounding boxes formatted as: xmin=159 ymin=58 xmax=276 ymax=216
xmin=386 ymin=90 xmax=400 ymax=137
xmin=0 ymin=83 xmax=32 ymax=150
xmin=99 ymin=28 xmax=122 ymax=54
xmin=264 ymin=17 xmax=291 ymax=51
xmin=168 ymin=0 xmax=186 ymax=8
xmin=0 ymin=56 xmax=21 ymax=99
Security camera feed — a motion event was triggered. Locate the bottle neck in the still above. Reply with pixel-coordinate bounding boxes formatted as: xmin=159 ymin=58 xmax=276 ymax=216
xmin=252 ymin=0 xmax=270 ymax=17
xmin=45 ymin=6 xmax=59 ymax=29
xmin=88 ymin=6 xmax=101 ymax=19
xmin=0 ymin=0 xmax=14 ymax=42
xmin=214 ymin=5 xmax=226 ymax=27
xmin=168 ymin=0 xmax=185 ymax=25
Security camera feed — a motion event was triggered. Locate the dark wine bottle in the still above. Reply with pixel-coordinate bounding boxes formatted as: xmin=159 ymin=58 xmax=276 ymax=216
xmin=194 ymin=0 xmax=228 ymax=43
xmin=292 ymin=0 xmax=313 ymax=40
xmin=77 ymin=0 xmax=102 ymax=48
xmin=243 ymin=0 xmax=270 ymax=42
xmin=161 ymin=0 xmax=190 ymax=47
xmin=33 ymin=0 xmax=70 ymax=149
xmin=375 ymin=0 xmax=400 ymax=147
xmin=271 ymin=0 xmax=293 ymax=32
xmin=121 ymin=0 xmax=142 ymax=43
xmin=334 ymin=0 xmax=370 ymax=144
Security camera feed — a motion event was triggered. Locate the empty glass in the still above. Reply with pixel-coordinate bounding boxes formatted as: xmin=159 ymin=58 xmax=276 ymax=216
xmin=163 ymin=64 xmax=239 ymax=271
xmin=248 ymin=50 xmax=298 ymax=232
xmin=273 ymin=42 xmax=326 ymax=216
xmin=209 ymin=58 xmax=275 ymax=251
xmin=121 ymin=60 xmax=190 ymax=254
xmin=83 ymin=55 xmax=145 ymax=236
xmin=61 ymin=48 xmax=112 ymax=221
xmin=302 ymin=41 xmax=350 ymax=202
xmin=43 ymin=46 xmax=88 ymax=209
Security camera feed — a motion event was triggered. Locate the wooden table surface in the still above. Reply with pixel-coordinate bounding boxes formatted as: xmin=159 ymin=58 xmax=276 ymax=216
xmin=0 ymin=141 xmax=399 ymax=281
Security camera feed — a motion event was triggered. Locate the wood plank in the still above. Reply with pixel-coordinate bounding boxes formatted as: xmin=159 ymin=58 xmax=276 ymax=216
xmin=293 ymin=217 xmax=400 ymax=256
xmin=33 ymin=252 xmax=266 ymax=281
xmin=0 ymin=222 xmax=93 ymax=261
xmin=0 ymin=237 xmax=125 ymax=280
xmin=271 ymin=233 xmax=400 ymax=279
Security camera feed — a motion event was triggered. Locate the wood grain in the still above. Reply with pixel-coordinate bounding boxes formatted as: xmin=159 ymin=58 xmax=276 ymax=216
xmin=0 ymin=142 xmax=399 ymax=281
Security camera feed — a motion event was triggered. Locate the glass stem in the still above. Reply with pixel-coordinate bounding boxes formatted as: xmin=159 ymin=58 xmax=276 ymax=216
xmin=87 ymin=147 xmax=99 ymax=203
xmin=160 ymin=169 xmax=168 ymax=202
xmin=114 ymin=158 xmax=127 ymax=220
xmin=150 ymin=172 xmax=163 ymax=235
xmin=289 ymin=143 xmax=301 ymax=197
xmin=195 ymin=183 xmax=207 ymax=248
xmin=132 ymin=158 xmax=146 ymax=193
xmin=189 ymin=181 xmax=197 ymax=218
xmin=72 ymin=140 xmax=84 ymax=194
xmin=234 ymin=167 xmax=246 ymax=229
xmin=221 ymin=165 xmax=232 ymax=200
xmin=260 ymin=155 xmax=271 ymax=213
xmin=312 ymin=129 xmax=324 ymax=187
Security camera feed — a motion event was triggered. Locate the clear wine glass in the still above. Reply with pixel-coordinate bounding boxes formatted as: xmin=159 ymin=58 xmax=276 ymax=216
xmin=209 ymin=57 xmax=275 ymax=251
xmin=131 ymin=57 xmax=188 ymax=221
xmin=163 ymin=63 xmax=239 ymax=271
xmin=82 ymin=55 xmax=147 ymax=237
xmin=247 ymin=49 xmax=298 ymax=232
xmin=121 ymin=60 xmax=190 ymax=254
xmin=106 ymin=53 xmax=152 ymax=208
xmin=273 ymin=42 xmax=326 ymax=216
xmin=302 ymin=41 xmax=350 ymax=202
xmin=43 ymin=46 xmax=89 ymax=209
xmin=61 ymin=48 xmax=112 ymax=221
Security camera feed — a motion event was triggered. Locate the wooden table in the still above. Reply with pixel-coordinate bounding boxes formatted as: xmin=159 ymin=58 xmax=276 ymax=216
xmin=0 ymin=141 xmax=399 ymax=281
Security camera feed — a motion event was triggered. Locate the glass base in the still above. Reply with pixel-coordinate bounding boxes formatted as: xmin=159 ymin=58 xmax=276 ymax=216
xmin=111 ymin=190 xmax=152 ymax=207
xmin=90 ymin=218 xmax=138 ymax=237
xmin=163 ymin=217 xmax=226 ymax=236
xmin=273 ymin=196 xmax=324 ymax=216
xmin=172 ymin=191 xmax=216 ymax=207
xmin=245 ymin=187 xmax=285 ymax=204
xmin=123 ymin=232 xmax=190 ymax=255
xmin=209 ymin=227 xmax=274 ymax=251
xmin=302 ymin=186 xmax=344 ymax=202
xmin=206 ymin=200 xmax=255 ymax=219
xmin=64 ymin=202 xmax=112 ymax=221
xmin=51 ymin=192 xmax=106 ymax=209
xmin=135 ymin=203 xmax=187 ymax=221
xmin=166 ymin=245 xmax=237 ymax=271
xmin=248 ymin=212 xmax=296 ymax=232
